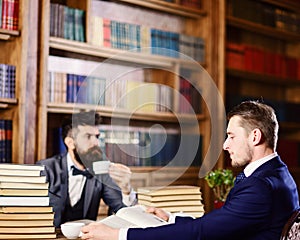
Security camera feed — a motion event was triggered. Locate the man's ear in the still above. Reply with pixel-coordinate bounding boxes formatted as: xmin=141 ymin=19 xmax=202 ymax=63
xmin=64 ymin=136 xmax=75 ymax=150
xmin=251 ymin=128 xmax=262 ymax=146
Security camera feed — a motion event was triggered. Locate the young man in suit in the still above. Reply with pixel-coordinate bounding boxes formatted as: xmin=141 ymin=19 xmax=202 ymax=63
xmin=81 ymin=100 xmax=299 ymax=240
xmin=37 ymin=111 xmax=136 ymax=227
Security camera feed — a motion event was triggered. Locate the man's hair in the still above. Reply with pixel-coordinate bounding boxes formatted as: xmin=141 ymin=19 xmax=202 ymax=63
xmin=227 ymin=100 xmax=279 ymax=150
xmin=61 ymin=111 xmax=102 ymax=141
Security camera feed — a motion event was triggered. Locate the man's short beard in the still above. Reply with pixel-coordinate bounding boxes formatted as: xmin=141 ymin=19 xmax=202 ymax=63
xmin=73 ymin=146 xmax=103 ymax=171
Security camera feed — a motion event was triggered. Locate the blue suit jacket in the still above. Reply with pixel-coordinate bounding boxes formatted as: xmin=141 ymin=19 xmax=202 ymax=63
xmin=128 ymin=156 xmax=299 ymax=240
xmin=37 ymin=154 xmax=126 ymax=227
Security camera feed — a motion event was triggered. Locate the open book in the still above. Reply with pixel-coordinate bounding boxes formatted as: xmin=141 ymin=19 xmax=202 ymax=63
xmin=99 ymin=205 xmax=168 ymax=228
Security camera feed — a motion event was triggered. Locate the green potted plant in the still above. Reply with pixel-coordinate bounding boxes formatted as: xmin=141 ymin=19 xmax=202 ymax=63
xmin=205 ymin=169 xmax=235 ymax=208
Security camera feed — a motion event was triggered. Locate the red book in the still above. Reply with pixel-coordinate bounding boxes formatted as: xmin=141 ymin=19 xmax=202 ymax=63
xmin=226 ymin=43 xmax=245 ymax=70
xmin=274 ymin=53 xmax=282 ymax=78
xmin=103 ymin=18 xmax=111 ymax=48
xmin=264 ymin=51 xmax=273 ymax=76
xmin=277 ymin=139 xmax=299 ymax=167
xmin=297 ymin=59 xmax=300 ymax=81
xmin=1 ymin=0 xmax=8 ymax=30
xmin=244 ymin=45 xmax=254 ymax=72
xmin=280 ymin=55 xmax=288 ymax=79
xmin=252 ymin=48 xmax=264 ymax=74
xmin=286 ymin=57 xmax=297 ymax=80
xmin=12 ymin=0 xmax=19 ymax=30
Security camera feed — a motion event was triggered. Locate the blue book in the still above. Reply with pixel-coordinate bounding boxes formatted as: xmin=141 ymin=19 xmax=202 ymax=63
xmin=53 ymin=127 xmax=66 ymax=155
xmin=76 ymin=75 xmax=87 ymax=104
xmin=66 ymin=73 xmax=74 ymax=103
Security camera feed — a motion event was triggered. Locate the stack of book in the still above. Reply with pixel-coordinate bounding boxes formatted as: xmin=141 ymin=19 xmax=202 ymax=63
xmin=137 ymin=185 xmax=204 ymax=218
xmin=0 ymin=163 xmax=56 ymax=239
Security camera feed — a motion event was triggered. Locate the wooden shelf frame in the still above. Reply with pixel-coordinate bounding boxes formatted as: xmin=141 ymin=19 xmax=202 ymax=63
xmin=49 ymin=37 xmax=205 ymax=69
xmin=226 ymin=16 xmax=300 ymax=42
xmin=115 ymin=0 xmax=207 ymax=18
xmin=261 ymin=0 xmax=300 ymax=12
xmin=47 ymin=102 xmax=205 ymax=123
xmin=226 ymin=68 xmax=300 ymax=87
xmin=0 ymin=29 xmax=20 ymax=41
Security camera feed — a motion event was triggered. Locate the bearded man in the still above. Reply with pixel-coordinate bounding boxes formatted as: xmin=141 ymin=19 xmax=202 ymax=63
xmin=37 ymin=111 xmax=135 ymax=227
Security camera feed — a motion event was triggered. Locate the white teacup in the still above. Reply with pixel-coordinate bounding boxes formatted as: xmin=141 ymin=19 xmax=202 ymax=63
xmin=93 ymin=160 xmax=111 ymax=174
xmin=61 ymin=222 xmax=85 ymax=239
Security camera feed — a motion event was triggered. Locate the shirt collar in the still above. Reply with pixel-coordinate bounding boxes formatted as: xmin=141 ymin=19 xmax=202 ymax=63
xmin=67 ymin=153 xmax=74 ymax=172
xmin=244 ymin=152 xmax=278 ymax=177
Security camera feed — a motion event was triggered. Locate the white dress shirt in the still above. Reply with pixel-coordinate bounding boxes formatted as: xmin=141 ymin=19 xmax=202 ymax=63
xmin=244 ymin=152 xmax=278 ymax=177
xmin=67 ymin=154 xmax=87 ymax=207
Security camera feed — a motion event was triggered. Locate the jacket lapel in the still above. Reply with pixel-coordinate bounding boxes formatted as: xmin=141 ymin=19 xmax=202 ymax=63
xmin=83 ymin=176 xmax=97 ymax=217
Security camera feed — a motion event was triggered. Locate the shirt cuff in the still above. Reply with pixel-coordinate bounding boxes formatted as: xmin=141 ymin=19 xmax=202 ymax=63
xmin=122 ymin=188 xmax=137 ymax=206
xmin=118 ymin=228 xmax=128 ymax=240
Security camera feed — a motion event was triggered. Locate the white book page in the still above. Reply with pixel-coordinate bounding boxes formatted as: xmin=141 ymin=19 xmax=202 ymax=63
xmin=100 ymin=215 xmax=137 ymax=228
xmin=114 ymin=205 xmax=167 ymax=228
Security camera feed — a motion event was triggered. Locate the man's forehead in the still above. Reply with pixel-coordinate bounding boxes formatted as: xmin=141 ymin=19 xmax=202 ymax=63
xmin=77 ymin=125 xmax=99 ymax=133
xmin=227 ymin=116 xmax=242 ymax=131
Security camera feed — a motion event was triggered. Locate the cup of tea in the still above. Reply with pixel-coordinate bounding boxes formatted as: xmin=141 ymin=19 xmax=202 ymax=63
xmin=61 ymin=222 xmax=85 ymax=239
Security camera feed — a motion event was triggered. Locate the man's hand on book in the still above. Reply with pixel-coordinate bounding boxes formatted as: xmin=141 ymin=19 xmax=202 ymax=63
xmin=81 ymin=222 xmax=119 ymax=240
xmin=146 ymin=206 xmax=170 ymax=222
xmin=109 ymin=163 xmax=132 ymax=195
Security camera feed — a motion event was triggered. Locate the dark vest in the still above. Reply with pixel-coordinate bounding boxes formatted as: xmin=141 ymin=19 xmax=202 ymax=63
xmin=62 ymin=184 xmax=86 ymax=224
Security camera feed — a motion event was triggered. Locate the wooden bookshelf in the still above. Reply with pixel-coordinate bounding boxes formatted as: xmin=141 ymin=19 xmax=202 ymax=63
xmin=0 ymin=0 xmax=39 ymax=164
xmin=36 ymin=0 xmax=225 ymax=213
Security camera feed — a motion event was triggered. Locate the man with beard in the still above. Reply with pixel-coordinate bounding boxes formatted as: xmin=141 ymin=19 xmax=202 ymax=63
xmin=37 ymin=111 xmax=135 ymax=227
xmin=80 ymin=101 xmax=299 ymax=240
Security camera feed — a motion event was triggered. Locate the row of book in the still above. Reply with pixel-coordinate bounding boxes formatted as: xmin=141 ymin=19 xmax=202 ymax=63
xmin=90 ymin=16 xmax=205 ymax=61
xmin=0 ymin=163 xmax=56 ymax=239
xmin=50 ymin=3 xmax=85 ymax=42
xmin=0 ymin=0 xmax=19 ymax=31
xmin=48 ymin=72 xmax=106 ymax=105
xmin=226 ymin=42 xmax=300 ymax=80
xmin=0 ymin=63 xmax=16 ymax=99
xmin=137 ymin=185 xmax=204 ymax=218
xmin=48 ymin=71 xmax=174 ymax=113
xmin=228 ymin=0 xmax=300 ymax=34
xmin=48 ymin=70 xmax=202 ymax=115
xmin=0 ymin=119 xmax=11 ymax=164
xmin=54 ymin=126 xmax=203 ymax=168
xmin=179 ymin=68 xmax=202 ymax=114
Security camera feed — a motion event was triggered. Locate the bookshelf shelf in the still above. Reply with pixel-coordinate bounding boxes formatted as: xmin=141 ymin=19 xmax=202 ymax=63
xmin=226 ymin=68 xmax=300 ymax=87
xmin=261 ymin=0 xmax=300 ymax=12
xmin=226 ymin=16 xmax=300 ymax=42
xmin=0 ymin=29 xmax=20 ymax=40
xmin=0 ymin=98 xmax=18 ymax=105
xmin=49 ymin=37 xmax=205 ymax=68
xmin=116 ymin=0 xmax=207 ymax=18
xmin=47 ymin=102 xmax=205 ymax=123
xmin=280 ymin=122 xmax=300 ymax=130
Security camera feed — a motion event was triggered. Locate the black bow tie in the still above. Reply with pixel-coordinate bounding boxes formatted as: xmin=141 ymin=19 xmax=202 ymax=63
xmin=71 ymin=166 xmax=93 ymax=179
xmin=234 ymin=172 xmax=246 ymax=185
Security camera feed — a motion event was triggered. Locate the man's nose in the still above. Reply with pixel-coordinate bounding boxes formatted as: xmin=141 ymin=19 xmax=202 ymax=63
xmin=223 ymin=138 xmax=229 ymax=150
xmin=92 ymin=136 xmax=99 ymax=145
